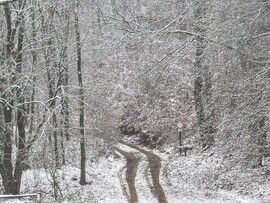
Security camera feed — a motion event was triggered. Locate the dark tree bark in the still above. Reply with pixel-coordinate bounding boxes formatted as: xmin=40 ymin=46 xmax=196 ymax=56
xmin=13 ymin=2 xmax=26 ymax=193
xmin=1 ymin=1 xmax=15 ymax=194
xmin=74 ymin=0 xmax=87 ymax=185
xmin=28 ymin=1 xmax=38 ymax=137
xmin=0 ymin=0 xmax=27 ymax=194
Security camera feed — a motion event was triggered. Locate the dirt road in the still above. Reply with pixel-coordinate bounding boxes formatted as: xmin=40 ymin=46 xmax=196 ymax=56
xmin=115 ymin=141 xmax=168 ymax=203
xmin=114 ymin=147 xmax=139 ymax=203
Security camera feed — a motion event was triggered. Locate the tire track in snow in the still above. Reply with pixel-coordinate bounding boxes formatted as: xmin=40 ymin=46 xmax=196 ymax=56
xmin=120 ymin=141 xmax=168 ymax=203
xmin=118 ymin=165 xmax=129 ymax=201
xmin=114 ymin=147 xmax=139 ymax=203
xmin=135 ymin=154 xmax=157 ymax=202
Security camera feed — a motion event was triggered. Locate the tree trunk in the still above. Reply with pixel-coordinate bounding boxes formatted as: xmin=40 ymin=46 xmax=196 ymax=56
xmin=193 ymin=0 xmax=215 ymax=131
xmin=62 ymin=9 xmax=71 ymax=141
xmin=28 ymin=1 xmax=38 ymax=137
xmin=13 ymin=6 xmax=26 ymax=193
xmin=0 ymin=1 xmax=26 ymax=194
xmin=1 ymin=2 xmax=15 ymax=194
xmin=3 ymin=105 xmax=15 ymax=194
xmin=74 ymin=0 xmax=87 ymax=185
xmin=53 ymin=112 xmax=60 ymax=167
xmin=193 ymin=0 xmax=215 ymax=149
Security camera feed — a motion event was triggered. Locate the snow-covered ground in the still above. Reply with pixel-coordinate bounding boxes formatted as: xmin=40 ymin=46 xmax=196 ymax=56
xmin=1 ymin=140 xmax=269 ymax=203
xmin=159 ymin=146 xmax=270 ymax=203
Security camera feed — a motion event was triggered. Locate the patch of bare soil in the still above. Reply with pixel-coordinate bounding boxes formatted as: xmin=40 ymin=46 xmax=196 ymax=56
xmin=114 ymin=147 xmax=139 ymax=203
xmin=120 ymin=141 xmax=168 ymax=203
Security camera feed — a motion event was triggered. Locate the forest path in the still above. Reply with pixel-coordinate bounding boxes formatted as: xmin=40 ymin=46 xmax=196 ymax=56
xmin=114 ymin=147 xmax=139 ymax=203
xmin=115 ymin=141 xmax=168 ymax=203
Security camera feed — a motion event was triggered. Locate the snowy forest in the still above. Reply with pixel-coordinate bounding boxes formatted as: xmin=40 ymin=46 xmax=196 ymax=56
xmin=0 ymin=0 xmax=270 ymax=202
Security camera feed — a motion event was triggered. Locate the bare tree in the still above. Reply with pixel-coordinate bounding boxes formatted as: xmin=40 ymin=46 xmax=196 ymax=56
xmin=74 ymin=0 xmax=87 ymax=185
xmin=0 ymin=0 xmax=27 ymax=194
xmin=193 ymin=0 xmax=215 ymax=149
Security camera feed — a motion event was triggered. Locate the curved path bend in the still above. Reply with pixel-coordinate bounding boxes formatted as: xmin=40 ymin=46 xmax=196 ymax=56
xmin=116 ymin=141 xmax=168 ymax=203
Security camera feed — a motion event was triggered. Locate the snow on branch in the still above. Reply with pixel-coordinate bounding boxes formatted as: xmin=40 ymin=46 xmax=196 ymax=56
xmin=0 ymin=0 xmax=18 ymax=5
xmin=167 ymin=29 xmax=236 ymax=50
xmin=252 ymin=32 xmax=270 ymax=40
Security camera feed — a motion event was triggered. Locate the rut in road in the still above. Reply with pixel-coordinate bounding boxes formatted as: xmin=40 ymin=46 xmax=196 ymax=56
xmin=114 ymin=147 xmax=139 ymax=203
xmin=120 ymin=141 xmax=168 ymax=203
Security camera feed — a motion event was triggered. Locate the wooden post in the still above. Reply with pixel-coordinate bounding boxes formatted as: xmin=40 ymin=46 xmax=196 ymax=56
xmin=178 ymin=131 xmax=182 ymax=146
xmin=177 ymin=122 xmax=183 ymax=155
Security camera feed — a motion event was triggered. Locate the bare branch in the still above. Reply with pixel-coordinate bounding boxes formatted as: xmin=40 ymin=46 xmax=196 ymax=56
xmin=167 ymin=29 xmax=236 ymax=50
xmin=252 ymin=32 xmax=270 ymax=40
xmin=0 ymin=0 xmax=19 ymax=5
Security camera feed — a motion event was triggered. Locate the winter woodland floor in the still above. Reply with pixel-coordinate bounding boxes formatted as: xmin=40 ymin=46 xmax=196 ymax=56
xmin=0 ymin=137 xmax=270 ymax=203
